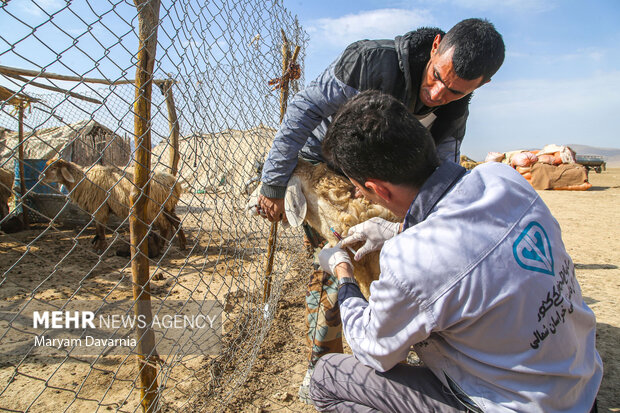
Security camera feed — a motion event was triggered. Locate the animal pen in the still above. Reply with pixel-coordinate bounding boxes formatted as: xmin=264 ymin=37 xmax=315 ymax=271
xmin=0 ymin=0 xmax=308 ymax=411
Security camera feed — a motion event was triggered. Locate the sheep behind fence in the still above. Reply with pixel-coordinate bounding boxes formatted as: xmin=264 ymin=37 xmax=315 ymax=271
xmin=40 ymin=157 xmax=186 ymax=254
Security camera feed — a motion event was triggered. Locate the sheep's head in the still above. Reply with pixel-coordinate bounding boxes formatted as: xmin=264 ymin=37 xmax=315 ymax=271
xmin=289 ymin=161 xmax=398 ymax=244
xmin=40 ymin=158 xmax=75 ymax=185
xmin=245 ymin=159 xmax=397 ymax=243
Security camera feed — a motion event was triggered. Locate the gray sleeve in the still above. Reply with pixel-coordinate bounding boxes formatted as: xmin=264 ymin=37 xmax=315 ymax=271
xmin=260 ymin=61 xmax=359 ymax=198
xmin=339 ymin=266 xmax=433 ymax=373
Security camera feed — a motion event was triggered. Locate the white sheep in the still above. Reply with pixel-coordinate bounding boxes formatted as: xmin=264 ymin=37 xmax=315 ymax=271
xmin=41 ymin=158 xmax=186 ymax=254
xmin=249 ymin=159 xmax=398 ymax=297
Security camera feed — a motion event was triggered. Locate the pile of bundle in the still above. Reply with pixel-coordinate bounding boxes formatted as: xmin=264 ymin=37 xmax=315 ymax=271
xmin=485 ymin=145 xmax=592 ymax=191
xmin=460 ymin=155 xmax=482 ymax=170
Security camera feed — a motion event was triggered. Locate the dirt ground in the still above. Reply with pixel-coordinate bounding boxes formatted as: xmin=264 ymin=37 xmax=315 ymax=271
xmin=0 ymin=169 xmax=617 ymax=412
xmin=227 ymin=168 xmax=620 ymax=413
xmin=0 ymin=191 xmax=302 ymax=412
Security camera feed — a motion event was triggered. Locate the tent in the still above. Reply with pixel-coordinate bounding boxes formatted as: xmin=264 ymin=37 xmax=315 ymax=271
xmin=0 ymin=119 xmax=131 ymax=170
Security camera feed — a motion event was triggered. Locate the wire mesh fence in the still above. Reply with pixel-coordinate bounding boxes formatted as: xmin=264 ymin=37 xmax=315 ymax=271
xmin=0 ymin=0 xmax=309 ymax=411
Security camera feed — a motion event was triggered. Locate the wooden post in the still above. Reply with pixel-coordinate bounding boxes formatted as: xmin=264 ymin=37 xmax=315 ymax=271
xmin=158 ymin=79 xmax=180 ymax=176
xmin=131 ymin=0 xmax=161 ymax=412
xmin=1 ymin=72 xmax=102 ymax=104
xmin=278 ymin=30 xmax=291 ymax=123
xmin=263 ymin=32 xmax=301 ymax=303
xmin=0 ymin=64 xmax=159 ymax=85
xmin=17 ymin=102 xmax=29 ymax=229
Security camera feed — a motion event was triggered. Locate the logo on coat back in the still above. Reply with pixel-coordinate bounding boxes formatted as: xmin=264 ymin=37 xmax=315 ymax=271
xmin=513 ymin=221 xmax=554 ymax=276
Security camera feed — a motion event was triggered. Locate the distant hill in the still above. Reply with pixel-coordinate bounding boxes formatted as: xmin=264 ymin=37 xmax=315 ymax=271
xmin=568 ymin=144 xmax=620 ymax=168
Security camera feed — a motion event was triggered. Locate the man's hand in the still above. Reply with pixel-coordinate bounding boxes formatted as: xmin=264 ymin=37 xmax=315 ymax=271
xmin=341 ymin=217 xmax=401 ymax=261
xmin=257 ymin=194 xmax=285 ymax=222
xmin=318 ymin=244 xmax=352 ymax=277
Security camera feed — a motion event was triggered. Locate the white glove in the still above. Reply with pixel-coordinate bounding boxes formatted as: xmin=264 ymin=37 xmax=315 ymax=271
xmin=318 ymin=244 xmax=352 ymax=275
xmin=341 ymin=217 xmax=401 ymax=261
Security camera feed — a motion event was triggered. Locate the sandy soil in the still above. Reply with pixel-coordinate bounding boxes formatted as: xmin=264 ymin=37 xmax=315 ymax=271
xmin=0 ymin=169 xmax=617 ymax=412
xmin=0 ymin=191 xmax=303 ymax=412
xmin=227 ymin=168 xmax=620 ymax=412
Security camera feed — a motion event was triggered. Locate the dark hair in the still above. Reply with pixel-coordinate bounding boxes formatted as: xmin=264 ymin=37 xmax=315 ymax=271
xmin=438 ymin=18 xmax=505 ymax=83
xmin=322 ymin=91 xmax=439 ymax=188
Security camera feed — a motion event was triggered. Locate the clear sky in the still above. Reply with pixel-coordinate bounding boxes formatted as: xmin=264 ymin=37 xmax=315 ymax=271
xmin=1 ymin=0 xmax=619 ymax=161
xmin=283 ymin=0 xmax=620 ymax=160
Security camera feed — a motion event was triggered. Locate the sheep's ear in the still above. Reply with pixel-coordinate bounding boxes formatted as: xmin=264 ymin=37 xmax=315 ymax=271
xmin=284 ymin=175 xmax=306 ymax=228
xmin=60 ymin=166 xmax=75 ymax=184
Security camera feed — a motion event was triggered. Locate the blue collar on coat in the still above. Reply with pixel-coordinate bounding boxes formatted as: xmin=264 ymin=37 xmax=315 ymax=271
xmin=403 ymin=161 xmax=467 ymax=230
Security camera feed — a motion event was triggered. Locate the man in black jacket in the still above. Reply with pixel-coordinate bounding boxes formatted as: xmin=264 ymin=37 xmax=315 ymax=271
xmin=256 ymin=18 xmax=505 ymax=403
xmin=259 ymin=18 xmax=505 ymax=220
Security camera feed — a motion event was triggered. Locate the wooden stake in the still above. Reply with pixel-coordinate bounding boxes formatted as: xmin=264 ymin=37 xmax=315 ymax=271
xmin=131 ymin=0 xmax=161 ymax=412
xmin=263 ymin=32 xmax=301 ymax=304
xmin=2 ymin=72 xmax=103 ymax=104
xmin=0 ymin=64 xmax=171 ymax=86
xmin=0 ymin=85 xmax=39 ymax=105
xmin=157 ymin=79 xmax=180 ymax=176
xmin=278 ymin=30 xmax=291 ymax=123
xmin=263 ymin=219 xmax=278 ymax=303
xmin=17 ymin=102 xmax=29 ymax=229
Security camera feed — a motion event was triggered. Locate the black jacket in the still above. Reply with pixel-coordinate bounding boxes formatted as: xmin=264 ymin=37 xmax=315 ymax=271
xmin=335 ymin=27 xmax=470 ymax=147
xmin=261 ymin=27 xmax=470 ymax=198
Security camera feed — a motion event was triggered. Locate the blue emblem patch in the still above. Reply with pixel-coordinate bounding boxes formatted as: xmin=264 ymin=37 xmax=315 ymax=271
xmin=513 ymin=221 xmax=554 ymax=276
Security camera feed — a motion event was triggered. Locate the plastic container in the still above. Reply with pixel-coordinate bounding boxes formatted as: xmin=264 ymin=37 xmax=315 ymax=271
xmin=12 ymin=158 xmax=60 ymax=221
xmin=13 ymin=158 xmax=59 ymax=196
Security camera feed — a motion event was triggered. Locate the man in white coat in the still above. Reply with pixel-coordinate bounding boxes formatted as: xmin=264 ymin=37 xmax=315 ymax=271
xmin=311 ymin=90 xmax=602 ymax=412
